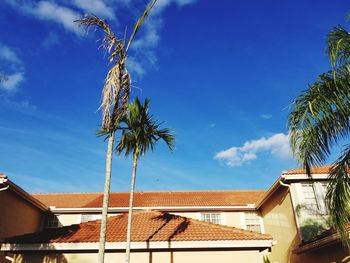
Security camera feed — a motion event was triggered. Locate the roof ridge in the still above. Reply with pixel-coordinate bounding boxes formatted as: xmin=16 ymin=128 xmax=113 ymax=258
xmin=32 ymin=189 xmax=266 ymax=195
xmin=32 ymin=192 xmax=103 ymax=195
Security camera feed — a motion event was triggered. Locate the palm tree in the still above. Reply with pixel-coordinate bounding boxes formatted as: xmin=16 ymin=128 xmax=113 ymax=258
xmin=288 ymin=21 xmax=350 ymax=247
xmin=116 ymin=97 xmax=174 ymax=263
xmin=75 ymin=1 xmax=158 ymax=262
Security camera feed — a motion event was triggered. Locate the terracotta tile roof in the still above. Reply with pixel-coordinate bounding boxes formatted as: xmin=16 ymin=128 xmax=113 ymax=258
xmin=283 ymin=165 xmax=334 ymax=175
xmin=4 ymin=211 xmax=272 ymax=244
xmin=32 ymin=190 xmax=265 ymax=208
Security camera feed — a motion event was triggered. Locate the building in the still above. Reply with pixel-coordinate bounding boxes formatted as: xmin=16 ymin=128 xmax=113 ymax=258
xmin=0 ymin=165 xmax=349 ymax=263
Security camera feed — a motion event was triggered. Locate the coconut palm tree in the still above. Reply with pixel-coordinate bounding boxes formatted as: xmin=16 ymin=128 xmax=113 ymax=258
xmin=288 ymin=22 xmax=350 ymax=247
xmin=116 ymin=97 xmax=174 ymax=263
xmin=75 ymin=1 xmax=158 ymax=262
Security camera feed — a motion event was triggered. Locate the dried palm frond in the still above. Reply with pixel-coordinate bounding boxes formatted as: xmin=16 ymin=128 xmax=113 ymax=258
xmin=76 ymin=0 xmax=158 ymax=132
xmin=76 ymin=15 xmax=130 ymax=131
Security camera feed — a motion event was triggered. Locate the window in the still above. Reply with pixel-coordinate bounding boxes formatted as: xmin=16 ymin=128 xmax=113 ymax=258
xmin=45 ymin=213 xmax=59 ymax=228
xmin=201 ymin=213 xmax=221 ymax=224
xmin=245 ymin=212 xmax=262 ymax=233
xmin=301 ymin=183 xmax=318 ymax=214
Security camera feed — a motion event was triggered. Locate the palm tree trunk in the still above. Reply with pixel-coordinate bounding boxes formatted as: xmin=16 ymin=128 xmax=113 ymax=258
xmin=125 ymin=154 xmax=138 ymax=263
xmin=98 ymin=132 xmax=115 ymax=263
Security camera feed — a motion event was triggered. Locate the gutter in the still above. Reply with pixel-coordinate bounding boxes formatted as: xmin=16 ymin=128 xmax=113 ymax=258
xmin=0 ymin=176 xmax=48 ymax=212
xmin=0 ymin=240 xmax=275 ymax=251
xmin=294 ymin=232 xmax=341 ymax=254
xmin=0 ymin=175 xmax=9 ymax=192
xmin=50 ymin=205 xmax=258 ymax=214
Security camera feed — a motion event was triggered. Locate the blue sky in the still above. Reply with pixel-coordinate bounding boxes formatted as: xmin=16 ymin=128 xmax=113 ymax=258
xmin=0 ymin=0 xmax=349 ymax=193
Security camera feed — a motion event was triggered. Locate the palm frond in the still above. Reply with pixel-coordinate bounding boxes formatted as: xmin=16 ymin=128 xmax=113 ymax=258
xmin=75 ymin=15 xmax=129 ymax=130
xmin=288 ymin=66 xmax=350 ymax=174
xmin=328 ymin=25 xmax=350 ymax=67
xmin=126 ymin=0 xmax=158 ymax=52
xmin=76 ymin=15 xmax=124 ymax=63
xmin=116 ymin=97 xmax=175 ymax=159
xmin=327 ymin=146 xmax=350 ymax=247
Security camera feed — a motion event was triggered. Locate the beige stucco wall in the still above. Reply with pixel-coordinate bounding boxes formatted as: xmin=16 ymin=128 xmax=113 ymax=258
xmin=260 ymin=187 xmax=301 ymax=263
xmin=12 ymin=250 xmax=265 ymax=263
xmin=57 ymin=214 xmax=82 ymax=226
xmin=0 ymin=189 xmax=44 ymax=239
xmin=57 ymin=211 xmax=245 ymax=229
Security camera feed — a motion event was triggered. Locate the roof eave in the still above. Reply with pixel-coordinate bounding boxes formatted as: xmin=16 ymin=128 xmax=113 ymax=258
xmin=0 ymin=240 xmax=275 ymax=252
xmin=1 ymin=177 xmax=48 ymax=212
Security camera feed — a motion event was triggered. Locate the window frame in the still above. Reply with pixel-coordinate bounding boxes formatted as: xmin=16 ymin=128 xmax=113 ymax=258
xmin=244 ymin=212 xmax=264 ymax=233
xmin=200 ymin=212 xmax=222 ymax=225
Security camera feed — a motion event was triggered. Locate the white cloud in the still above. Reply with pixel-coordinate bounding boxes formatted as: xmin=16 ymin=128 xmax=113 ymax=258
xmin=4 ymin=0 xmax=82 ymax=35
xmin=214 ymin=133 xmax=292 ymax=167
xmin=127 ymin=56 xmax=145 ymax=77
xmin=0 ymin=72 xmax=24 ymax=91
xmin=127 ymin=0 xmax=197 ymax=77
xmin=31 ymin=1 xmax=82 ymax=34
xmin=0 ymin=44 xmax=22 ymax=65
xmin=0 ymin=43 xmax=25 ymax=92
xmin=4 ymin=0 xmax=198 ymax=76
xmin=72 ymin=0 xmax=115 ymax=20
xmin=260 ymin=114 xmax=272 ymax=119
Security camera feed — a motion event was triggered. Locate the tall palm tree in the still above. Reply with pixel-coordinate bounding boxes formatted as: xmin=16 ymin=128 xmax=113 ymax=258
xmin=75 ymin=1 xmax=158 ymax=262
xmin=288 ymin=21 xmax=350 ymax=247
xmin=116 ymin=97 xmax=174 ymax=263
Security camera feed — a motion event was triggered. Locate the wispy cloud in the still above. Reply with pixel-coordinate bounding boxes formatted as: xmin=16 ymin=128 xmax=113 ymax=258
xmin=42 ymin=32 xmax=60 ymax=48
xmin=214 ymin=133 xmax=292 ymax=167
xmin=4 ymin=0 xmax=198 ymax=76
xmin=260 ymin=114 xmax=272 ymax=119
xmin=126 ymin=0 xmax=197 ymax=77
xmin=1 ymin=72 xmax=24 ymax=91
xmin=72 ymin=0 xmax=115 ymax=20
xmin=28 ymin=1 xmax=82 ymax=34
xmin=4 ymin=0 xmax=82 ymax=35
xmin=0 ymin=43 xmax=22 ymax=65
xmin=0 ymin=42 xmax=24 ymax=92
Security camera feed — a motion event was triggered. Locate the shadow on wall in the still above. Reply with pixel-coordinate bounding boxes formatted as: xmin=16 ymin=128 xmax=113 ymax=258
xmin=14 ymin=253 xmax=68 ymax=263
xmin=300 ymin=219 xmax=328 ymax=242
xmin=9 ymin=244 xmax=68 ymax=263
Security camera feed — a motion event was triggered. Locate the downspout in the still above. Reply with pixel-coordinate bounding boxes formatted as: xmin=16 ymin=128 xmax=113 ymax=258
xmin=279 ymin=180 xmax=303 ymax=241
xmin=0 ymin=177 xmax=9 ymax=191
xmin=0 ymin=185 xmax=9 ymax=191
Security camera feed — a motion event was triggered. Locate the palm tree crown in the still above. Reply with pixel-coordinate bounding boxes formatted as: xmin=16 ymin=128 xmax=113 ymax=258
xmin=117 ymin=97 xmax=175 ymax=158
xmin=288 ymin=20 xmax=350 ymax=247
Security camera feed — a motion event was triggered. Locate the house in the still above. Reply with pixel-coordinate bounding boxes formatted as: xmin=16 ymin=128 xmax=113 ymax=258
xmin=0 ymin=174 xmax=48 ymax=262
xmin=2 ymin=211 xmax=273 ymax=263
xmin=0 ymin=165 xmax=349 ymax=263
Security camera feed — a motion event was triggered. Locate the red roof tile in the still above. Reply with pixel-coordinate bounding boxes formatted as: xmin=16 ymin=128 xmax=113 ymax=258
xmin=283 ymin=165 xmax=334 ymax=175
xmin=4 ymin=211 xmax=272 ymax=244
xmin=32 ymin=190 xmax=265 ymax=208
